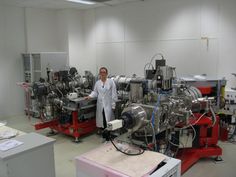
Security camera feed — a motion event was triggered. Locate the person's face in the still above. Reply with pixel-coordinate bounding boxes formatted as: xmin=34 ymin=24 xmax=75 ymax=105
xmin=99 ymin=69 xmax=108 ymax=79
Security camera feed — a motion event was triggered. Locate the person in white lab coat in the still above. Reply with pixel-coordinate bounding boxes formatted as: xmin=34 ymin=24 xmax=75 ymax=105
xmin=85 ymin=67 xmax=118 ymax=135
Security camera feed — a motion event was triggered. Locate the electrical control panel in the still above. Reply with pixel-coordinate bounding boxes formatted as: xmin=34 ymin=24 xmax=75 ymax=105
xmin=224 ymin=90 xmax=236 ymax=123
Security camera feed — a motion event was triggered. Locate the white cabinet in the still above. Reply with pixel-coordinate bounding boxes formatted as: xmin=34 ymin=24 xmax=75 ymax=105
xmin=22 ymin=52 xmax=68 ymax=82
xmin=0 ymin=133 xmax=56 ymax=177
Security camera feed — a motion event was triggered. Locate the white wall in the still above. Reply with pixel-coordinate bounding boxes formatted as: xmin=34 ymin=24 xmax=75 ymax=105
xmin=1 ymin=0 xmax=236 ymax=117
xmin=218 ymin=0 xmax=236 ymax=88
xmin=66 ymin=10 xmax=86 ymax=72
xmin=81 ymin=10 xmax=97 ymax=74
xmin=25 ymin=8 xmax=93 ymax=75
xmin=0 ymin=5 xmax=25 ymax=118
xmin=81 ymin=0 xmax=236 ymax=88
xmin=25 ymin=8 xmax=65 ymax=52
xmin=56 ymin=9 xmax=69 ymax=53
xmin=58 ymin=9 xmax=97 ymax=75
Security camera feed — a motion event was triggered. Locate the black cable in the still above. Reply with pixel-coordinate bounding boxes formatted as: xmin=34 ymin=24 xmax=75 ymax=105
xmin=168 ymin=135 xmax=185 ymax=158
xmin=171 ymin=132 xmax=185 ymax=148
xmin=174 ymin=146 xmax=179 ymax=158
xmin=163 ymin=140 xmax=170 ymax=155
xmin=110 ymin=137 xmax=145 ymax=156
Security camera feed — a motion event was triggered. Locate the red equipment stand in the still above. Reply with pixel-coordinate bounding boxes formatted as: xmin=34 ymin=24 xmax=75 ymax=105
xmin=176 ymin=113 xmax=222 ymax=174
xmin=220 ymin=126 xmax=229 ymax=141
xmin=34 ymin=111 xmax=97 ymax=142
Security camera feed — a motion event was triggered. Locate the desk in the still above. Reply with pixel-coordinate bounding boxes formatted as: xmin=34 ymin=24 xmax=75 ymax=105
xmin=0 ymin=131 xmax=56 ymax=177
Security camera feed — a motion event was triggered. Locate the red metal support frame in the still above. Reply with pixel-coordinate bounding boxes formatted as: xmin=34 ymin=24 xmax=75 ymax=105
xmin=220 ymin=126 xmax=229 ymax=141
xmin=72 ymin=111 xmax=80 ymax=139
xmin=177 ymin=146 xmax=222 ymax=173
xmin=34 ymin=110 xmax=97 ymax=141
xmin=177 ymin=114 xmax=222 ymax=174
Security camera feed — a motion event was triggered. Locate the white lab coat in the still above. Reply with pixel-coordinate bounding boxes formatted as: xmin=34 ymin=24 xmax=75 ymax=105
xmin=89 ymin=78 xmax=118 ymax=128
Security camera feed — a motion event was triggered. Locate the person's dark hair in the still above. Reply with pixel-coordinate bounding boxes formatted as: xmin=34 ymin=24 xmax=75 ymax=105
xmin=99 ymin=67 xmax=108 ymax=74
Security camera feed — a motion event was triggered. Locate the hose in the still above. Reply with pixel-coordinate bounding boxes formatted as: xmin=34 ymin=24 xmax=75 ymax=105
xmin=150 ymin=122 xmax=157 ymax=151
xmin=151 ymin=94 xmax=161 ymax=127
xmin=210 ymin=106 xmax=217 ymax=127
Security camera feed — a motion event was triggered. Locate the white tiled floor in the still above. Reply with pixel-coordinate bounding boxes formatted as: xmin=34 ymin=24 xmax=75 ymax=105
xmin=1 ymin=115 xmax=236 ymax=177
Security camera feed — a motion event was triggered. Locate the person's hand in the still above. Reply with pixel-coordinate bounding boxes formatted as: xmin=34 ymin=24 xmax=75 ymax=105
xmin=84 ymin=96 xmax=91 ymax=100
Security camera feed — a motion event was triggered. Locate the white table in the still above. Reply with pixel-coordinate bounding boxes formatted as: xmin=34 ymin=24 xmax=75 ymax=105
xmin=75 ymin=142 xmax=181 ymax=177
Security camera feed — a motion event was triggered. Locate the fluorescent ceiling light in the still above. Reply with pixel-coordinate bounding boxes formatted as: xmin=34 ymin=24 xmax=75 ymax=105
xmin=66 ymin=0 xmax=96 ymax=5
